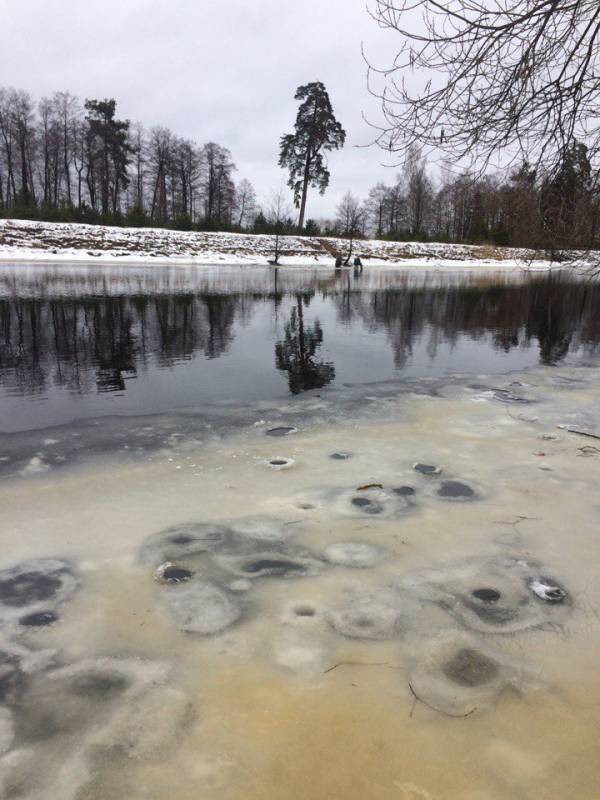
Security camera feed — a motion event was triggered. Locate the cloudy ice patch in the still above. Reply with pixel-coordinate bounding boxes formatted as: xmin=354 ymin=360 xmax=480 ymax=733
xmin=0 ymin=559 xmax=78 ymax=626
xmin=323 ymin=542 xmax=385 ymax=568
xmin=228 ymin=516 xmax=295 ymax=543
xmin=160 ymin=580 xmax=242 ymax=636
xmin=327 ymin=588 xmax=414 ymax=641
xmin=407 ymin=630 xmax=540 ymax=716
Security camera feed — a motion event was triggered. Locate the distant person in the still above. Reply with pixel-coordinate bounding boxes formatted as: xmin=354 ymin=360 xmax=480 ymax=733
xmin=335 ymin=255 xmax=342 ymax=270
xmin=353 ymin=256 xmax=363 ymax=273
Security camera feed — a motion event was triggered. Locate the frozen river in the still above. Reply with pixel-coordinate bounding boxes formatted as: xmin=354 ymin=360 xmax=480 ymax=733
xmin=1 ymin=264 xmax=600 ymax=799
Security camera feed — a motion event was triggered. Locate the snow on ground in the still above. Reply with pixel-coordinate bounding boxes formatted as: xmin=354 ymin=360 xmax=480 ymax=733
xmin=0 ymin=217 xmax=580 ymax=269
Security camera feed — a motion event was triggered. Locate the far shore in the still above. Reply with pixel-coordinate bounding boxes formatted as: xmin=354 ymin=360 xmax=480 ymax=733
xmin=0 ymin=217 xmax=586 ymax=271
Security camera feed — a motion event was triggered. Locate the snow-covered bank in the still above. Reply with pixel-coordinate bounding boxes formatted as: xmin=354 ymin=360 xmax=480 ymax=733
xmin=0 ymin=217 xmax=572 ymax=269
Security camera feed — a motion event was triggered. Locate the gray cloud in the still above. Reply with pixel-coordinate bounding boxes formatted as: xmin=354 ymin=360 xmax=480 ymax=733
xmin=1 ymin=0 xmax=407 ymax=218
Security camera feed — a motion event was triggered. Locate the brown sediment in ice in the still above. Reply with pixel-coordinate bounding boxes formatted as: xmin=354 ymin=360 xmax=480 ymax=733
xmin=0 ymin=361 xmax=600 ymax=798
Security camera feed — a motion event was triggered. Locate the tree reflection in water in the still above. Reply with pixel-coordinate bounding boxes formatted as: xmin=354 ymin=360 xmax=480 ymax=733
xmin=275 ymin=294 xmax=335 ymax=394
xmin=0 ymin=269 xmax=599 ymax=403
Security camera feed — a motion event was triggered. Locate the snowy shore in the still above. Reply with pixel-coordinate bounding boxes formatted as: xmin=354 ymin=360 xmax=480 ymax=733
xmin=0 ymin=217 xmax=574 ymax=269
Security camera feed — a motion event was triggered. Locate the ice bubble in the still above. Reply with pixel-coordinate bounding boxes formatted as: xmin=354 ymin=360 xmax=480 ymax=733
xmin=323 ymin=542 xmax=384 ymax=568
xmin=393 ymin=485 xmax=416 ymax=497
xmin=413 ymin=463 xmax=441 ymax=476
xmin=161 ymin=580 xmax=241 ymax=635
xmin=154 ymin=563 xmax=194 ymax=584
xmin=281 ymin=601 xmax=324 ymax=627
xmin=216 ymin=550 xmax=322 ymax=580
xmin=293 ymin=605 xmax=317 ymax=618
xmin=266 ymin=426 xmax=298 ymax=437
xmin=436 ymin=480 xmax=477 ymax=500
xmin=18 ymin=610 xmax=59 ymax=628
xmin=266 ymin=456 xmax=295 ymax=470
xmin=350 ymin=495 xmax=384 ymax=514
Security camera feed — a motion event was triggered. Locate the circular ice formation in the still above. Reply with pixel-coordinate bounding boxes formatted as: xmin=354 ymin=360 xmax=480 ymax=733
xmin=17 ymin=656 xmax=170 ymax=741
xmin=139 ymin=522 xmax=233 ymax=565
xmin=266 ymin=426 xmax=298 ymax=437
xmin=154 ymin=563 xmax=194 ymax=584
xmin=323 ymin=542 xmax=384 ymax=568
xmin=407 ymin=632 xmax=528 ymax=716
xmin=216 ymin=550 xmax=322 ymax=580
xmin=0 ymin=559 xmax=77 ymax=623
xmin=161 ymin=580 xmax=241 ymax=635
xmin=327 ymin=591 xmax=406 ymax=640
xmin=266 ymin=456 xmax=295 ymax=470
xmin=437 ymin=480 xmax=476 ymax=500
xmin=406 ymin=557 xmax=570 ymax=635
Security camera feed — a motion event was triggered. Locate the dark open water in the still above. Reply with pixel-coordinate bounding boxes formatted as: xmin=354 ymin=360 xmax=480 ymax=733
xmin=0 ymin=264 xmax=598 ymax=433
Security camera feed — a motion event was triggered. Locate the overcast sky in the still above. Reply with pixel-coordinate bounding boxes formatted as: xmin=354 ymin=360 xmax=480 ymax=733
xmin=1 ymin=0 xmax=407 ymax=219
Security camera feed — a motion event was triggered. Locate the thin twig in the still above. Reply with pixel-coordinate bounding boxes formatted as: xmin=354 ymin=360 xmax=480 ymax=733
xmin=324 ymin=660 xmax=404 ymax=674
xmin=564 ymin=428 xmax=600 ymax=441
xmin=408 ymin=682 xmax=477 ymax=719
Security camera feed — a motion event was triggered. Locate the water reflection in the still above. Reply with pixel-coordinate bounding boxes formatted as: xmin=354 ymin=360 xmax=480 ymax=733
xmin=275 ymin=294 xmax=335 ymax=394
xmin=0 ymin=267 xmax=598 ymax=424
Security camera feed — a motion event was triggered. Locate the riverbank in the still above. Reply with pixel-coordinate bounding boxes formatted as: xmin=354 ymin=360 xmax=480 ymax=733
xmin=0 ymin=217 xmax=569 ymax=269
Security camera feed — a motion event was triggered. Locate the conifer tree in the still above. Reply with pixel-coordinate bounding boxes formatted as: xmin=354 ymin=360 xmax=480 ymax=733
xmin=279 ymin=82 xmax=345 ymax=230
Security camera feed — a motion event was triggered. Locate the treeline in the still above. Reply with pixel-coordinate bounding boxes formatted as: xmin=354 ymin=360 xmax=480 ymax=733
xmin=0 ymin=87 xmax=261 ymax=230
xmin=2 ymin=85 xmax=600 ymax=250
xmin=357 ymin=144 xmax=600 ymax=250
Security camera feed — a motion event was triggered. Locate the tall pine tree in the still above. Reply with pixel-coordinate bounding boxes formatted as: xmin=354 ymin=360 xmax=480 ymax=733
xmin=279 ymin=82 xmax=346 ymax=230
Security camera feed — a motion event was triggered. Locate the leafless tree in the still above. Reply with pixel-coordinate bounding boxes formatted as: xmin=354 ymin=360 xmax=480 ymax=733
xmin=266 ymin=185 xmax=294 ymax=264
xmin=367 ymin=0 xmax=600 ymax=177
xmin=336 ymin=191 xmax=365 ymax=263
xmin=235 ymin=178 xmax=257 ymax=228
